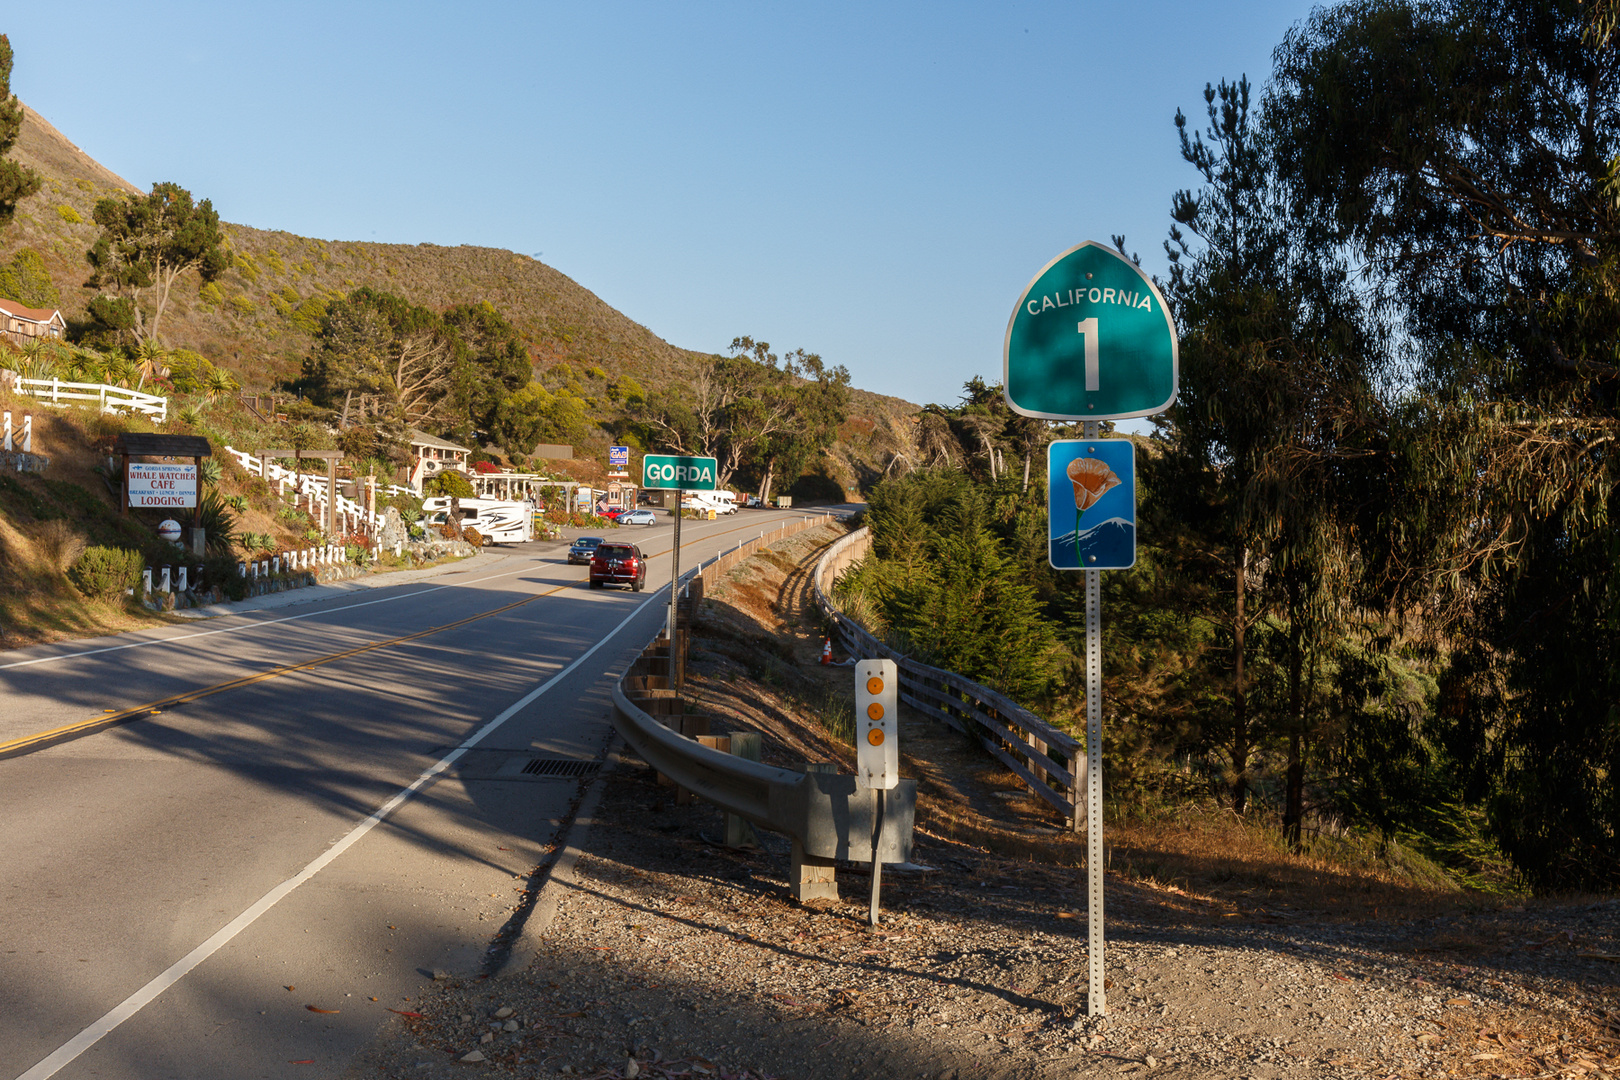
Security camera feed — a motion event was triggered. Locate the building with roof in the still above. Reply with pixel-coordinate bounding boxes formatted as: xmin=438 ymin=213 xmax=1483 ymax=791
xmin=407 ymin=428 xmax=471 ymax=490
xmin=0 ymin=298 xmax=66 ymax=347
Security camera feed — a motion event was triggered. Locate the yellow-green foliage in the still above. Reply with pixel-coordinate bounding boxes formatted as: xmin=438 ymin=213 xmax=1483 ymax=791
xmin=228 ymin=294 xmax=255 ymax=316
xmin=198 ymin=281 xmax=224 ymax=308
xmin=235 ymin=253 xmax=260 ymax=283
xmin=263 ymin=250 xmax=285 ymax=275
xmin=55 ymin=205 xmax=83 ymax=225
xmin=290 ymin=297 xmax=328 ymax=335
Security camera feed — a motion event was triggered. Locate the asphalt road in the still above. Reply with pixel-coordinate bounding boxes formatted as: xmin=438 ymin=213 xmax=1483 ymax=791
xmin=0 ymin=509 xmax=824 ymax=1080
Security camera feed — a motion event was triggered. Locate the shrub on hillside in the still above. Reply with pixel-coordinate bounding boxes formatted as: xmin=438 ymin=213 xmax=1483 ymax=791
xmin=36 ymin=520 xmax=87 ymax=573
xmin=69 ymin=546 xmax=142 ymax=599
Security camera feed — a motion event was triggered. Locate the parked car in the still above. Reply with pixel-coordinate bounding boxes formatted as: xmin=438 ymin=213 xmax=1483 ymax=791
xmin=617 ymin=508 xmax=658 ymax=526
xmin=567 ymin=536 xmax=604 ymax=564
xmin=589 ymin=541 xmax=648 ymax=590
xmin=743 ymin=495 xmax=764 ymax=509
xmin=602 ymin=507 xmax=626 ymax=521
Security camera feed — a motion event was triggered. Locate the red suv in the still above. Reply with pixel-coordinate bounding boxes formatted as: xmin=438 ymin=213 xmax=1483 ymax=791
xmin=589 ymin=542 xmax=648 ymax=590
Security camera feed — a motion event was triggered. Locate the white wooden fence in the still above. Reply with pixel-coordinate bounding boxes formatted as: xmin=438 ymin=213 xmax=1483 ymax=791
xmin=223 ymin=445 xmax=384 ymax=537
xmin=14 ymin=377 xmax=168 ymax=422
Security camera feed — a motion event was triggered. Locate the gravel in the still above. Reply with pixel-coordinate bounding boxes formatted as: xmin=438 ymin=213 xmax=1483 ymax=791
xmin=343 ymin=753 xmax=1620 ymax=1080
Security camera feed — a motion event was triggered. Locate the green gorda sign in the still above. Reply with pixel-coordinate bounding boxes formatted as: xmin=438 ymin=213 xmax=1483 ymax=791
xmin=1003 ymin=241 xmax=1178 ymax=421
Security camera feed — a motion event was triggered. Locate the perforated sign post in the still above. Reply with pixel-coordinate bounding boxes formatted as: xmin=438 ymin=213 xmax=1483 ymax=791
xmin=1006 ymin=240 xmax=1178 ymax=1018
xmin=642 ymin=454 xmax=719 ymax=647
xmin=856 ymin=658 xmax=898 ymax=926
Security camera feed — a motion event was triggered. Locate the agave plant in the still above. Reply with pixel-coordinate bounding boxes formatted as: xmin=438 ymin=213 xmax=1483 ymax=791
xmin=103 ymin=354 xmax=137 ymax=389
xmin=203 ymin=367 xmax=238 ymax=403
xmin=199 ymin=458 xmax=223 ymax=487
xmin=225 ymin=494 xmax=248 ymax=512
xmin=197 ymin=490 xmax=240 ymax=554
xmin=133 ymin=341 xmax=170 ymax=392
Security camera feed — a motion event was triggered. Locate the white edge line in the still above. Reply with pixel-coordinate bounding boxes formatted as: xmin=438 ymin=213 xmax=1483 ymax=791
xmin=0 ymin=560 xmax=545 ymax=672
xmin=15 ymin=586 xmax=666 ymax=1080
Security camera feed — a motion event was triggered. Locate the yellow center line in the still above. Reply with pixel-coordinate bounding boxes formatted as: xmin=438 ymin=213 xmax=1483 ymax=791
xmin=0 ymin=582 xmax=572 ymax=761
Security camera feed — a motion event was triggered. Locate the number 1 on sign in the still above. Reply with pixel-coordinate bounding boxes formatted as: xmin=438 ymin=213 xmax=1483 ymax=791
xmin=1078 ymin=317 xmax=1099 ymax=391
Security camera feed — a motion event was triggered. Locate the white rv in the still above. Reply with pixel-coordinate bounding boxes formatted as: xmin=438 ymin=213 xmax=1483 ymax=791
xmin=681 ymin=491 xmax=737 ymax=515
xmin=422 ymin=497 xmax=534 ymax=545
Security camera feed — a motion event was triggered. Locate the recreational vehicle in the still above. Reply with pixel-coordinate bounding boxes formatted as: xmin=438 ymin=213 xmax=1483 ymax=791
xmin=422 ymin=497 xmax=534 ymax=545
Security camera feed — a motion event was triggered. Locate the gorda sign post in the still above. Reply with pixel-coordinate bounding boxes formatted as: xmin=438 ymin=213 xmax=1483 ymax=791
xmin=1006 ymin=241 xmax=1178 ymax=1017
xmin=642 ymin=454 xmax=719 ymax=646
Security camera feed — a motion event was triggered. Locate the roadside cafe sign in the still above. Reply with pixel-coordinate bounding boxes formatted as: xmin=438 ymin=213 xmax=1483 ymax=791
xmin=127 ymin=463 xmax=198 ymax=508
xmin=1006 ymin=240 xmax=1178 ymax=1019
xmin=608 ymin=445 xmax=630 ymax=475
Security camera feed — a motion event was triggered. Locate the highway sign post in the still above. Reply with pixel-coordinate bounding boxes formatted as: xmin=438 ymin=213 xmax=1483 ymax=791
xmin=642 ymin=455 xmax=719 ymax=648
xmin=1007 ymin=240 xmax=1178 ymax=1017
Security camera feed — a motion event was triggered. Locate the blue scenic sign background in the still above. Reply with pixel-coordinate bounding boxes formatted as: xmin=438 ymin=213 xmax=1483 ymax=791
xmin=1048 ymin=439 xmax=1136 ymax=570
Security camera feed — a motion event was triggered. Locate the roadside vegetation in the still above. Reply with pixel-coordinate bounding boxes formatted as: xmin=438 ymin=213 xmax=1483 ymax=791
xmin=838 ymin=1 xmax=1620 ymax=899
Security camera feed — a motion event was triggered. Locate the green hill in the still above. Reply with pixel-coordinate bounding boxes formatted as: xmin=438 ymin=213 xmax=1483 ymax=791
xmin=0 ymin=100 xmax=922 ymax=494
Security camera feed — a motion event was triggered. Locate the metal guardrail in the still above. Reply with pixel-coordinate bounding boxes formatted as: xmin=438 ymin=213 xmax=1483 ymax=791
xmin=813 ymin=527 xmax=1087 ymax=830
xmin=15 ymin=377 xmax=167 ymax=421
xmin=612 ymin=514 xmax=918 ymax=900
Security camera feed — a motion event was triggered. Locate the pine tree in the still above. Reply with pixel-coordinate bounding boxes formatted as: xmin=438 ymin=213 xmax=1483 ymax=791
xmin=0 ymin=35 xmax=42 ymax=226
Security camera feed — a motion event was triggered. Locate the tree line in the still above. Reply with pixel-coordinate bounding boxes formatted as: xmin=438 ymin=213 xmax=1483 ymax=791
xmin=847 ymin=0 xmax=1620 ymax=892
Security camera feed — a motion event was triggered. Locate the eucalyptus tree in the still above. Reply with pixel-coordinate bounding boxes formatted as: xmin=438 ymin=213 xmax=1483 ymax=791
xmin=1162 ymin=75 xmax=1389 ymax=839
xmin=1268 ymin=0 xmax=1620 ymax=885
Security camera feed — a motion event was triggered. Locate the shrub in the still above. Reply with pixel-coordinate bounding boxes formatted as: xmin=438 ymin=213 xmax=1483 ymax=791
xmin=37 ymin=520 xmax=87 ymax=572
xmin=69 ymin=546 xmax=142 ymax=599
xmin=202 ymin=553 xmax=247 ymax=600
xmin=228 ymin=294 xmax=255 ymax=316
xmin=198 ymin=281 xmax=224 ymax=308
xmin=56 ymin=204 xmax=84 ymax=224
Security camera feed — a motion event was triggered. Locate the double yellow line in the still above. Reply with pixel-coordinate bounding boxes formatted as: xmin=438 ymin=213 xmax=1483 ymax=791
xmin=0 ymin=584 xmax=569 ymax=761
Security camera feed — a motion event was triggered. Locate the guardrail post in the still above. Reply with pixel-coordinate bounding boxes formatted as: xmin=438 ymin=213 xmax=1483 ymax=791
xmin=22 ymin=413 xmax=30 ymax=453
xmin=726 ymin=732 xmax=762 ymax=847
xmin=790 ymin=763 xmax=840 ymax=902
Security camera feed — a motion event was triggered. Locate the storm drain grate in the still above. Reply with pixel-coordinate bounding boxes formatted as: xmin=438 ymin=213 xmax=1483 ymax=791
xmin=521 ymin=758 xmax=601 ymax=778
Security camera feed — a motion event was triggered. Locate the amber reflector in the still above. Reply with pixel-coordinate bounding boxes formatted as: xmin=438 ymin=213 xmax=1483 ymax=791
xmin=866 ymin=677 xmax=884 ymax=695
xmin=867 ymin=702 xmax=884 ymax=721
xmin=867 ymin=728 xmax=885 ymax=746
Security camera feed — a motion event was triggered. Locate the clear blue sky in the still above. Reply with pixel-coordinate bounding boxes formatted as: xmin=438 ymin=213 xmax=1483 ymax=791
xmin=6 ymin=1 xmax=1315 ymax=407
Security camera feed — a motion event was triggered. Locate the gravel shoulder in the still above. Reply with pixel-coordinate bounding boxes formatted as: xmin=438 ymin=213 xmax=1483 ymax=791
xmin=345 ymin=525 xmax=1620 ymax=1080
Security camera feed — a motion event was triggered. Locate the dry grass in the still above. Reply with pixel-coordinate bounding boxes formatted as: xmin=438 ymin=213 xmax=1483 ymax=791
xmin=687 ymin=520 xmax=1523 ymax=931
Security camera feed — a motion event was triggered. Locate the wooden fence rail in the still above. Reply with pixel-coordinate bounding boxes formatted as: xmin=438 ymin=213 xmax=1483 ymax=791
xmin=812 ymin=527 xmax=1086 ymax=830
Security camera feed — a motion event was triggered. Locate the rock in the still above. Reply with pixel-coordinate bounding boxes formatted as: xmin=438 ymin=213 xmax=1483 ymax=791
xmin=1145 ymin=1055 xmax=1158 ymax=1068
xmin=626 ymin=1059 xmax=641 ymax=1079
xmin=459 ymin=1014 xmax=472 ymax=1023
xmin=479 ymin=1031 xmax=494 ymax=1044
xmin=502 ymin=1020 xmax=519 ymax=1032
xmin=459 ymin=1050 xmax=485 ymax=1063
xmin=378 ymin=506 xmax=407 ymax=550
xmin=432 ymin=969 xmax=450 ymax=981
xmin=494 ymin=1007 xmax=514 ymax=1018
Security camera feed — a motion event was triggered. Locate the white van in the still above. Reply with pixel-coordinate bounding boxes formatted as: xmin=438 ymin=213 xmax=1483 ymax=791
xmin=422 ymin=497 xmax=534 ymax=545
xmin=682 ymin=491 xmax=736 ymax=515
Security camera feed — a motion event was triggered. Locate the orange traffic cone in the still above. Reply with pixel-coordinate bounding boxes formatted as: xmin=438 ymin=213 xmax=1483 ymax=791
xmin=820 ymin=638 xmax=832 ymax=665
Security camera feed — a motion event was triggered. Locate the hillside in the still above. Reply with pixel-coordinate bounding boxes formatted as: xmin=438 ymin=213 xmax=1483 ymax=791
xmin=0 ymin=100 xmax=923 ymax=493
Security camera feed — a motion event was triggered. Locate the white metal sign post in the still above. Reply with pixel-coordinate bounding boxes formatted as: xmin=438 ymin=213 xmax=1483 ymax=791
xmin=1006 ymin=241 xmax=1178 ymax=1017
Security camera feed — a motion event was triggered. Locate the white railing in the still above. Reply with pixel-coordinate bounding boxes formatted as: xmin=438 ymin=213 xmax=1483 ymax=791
xmin=15 ymin=377 xmax=168 ymax=422
xmin=223 ymin=445 xmax=384 ymax=537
